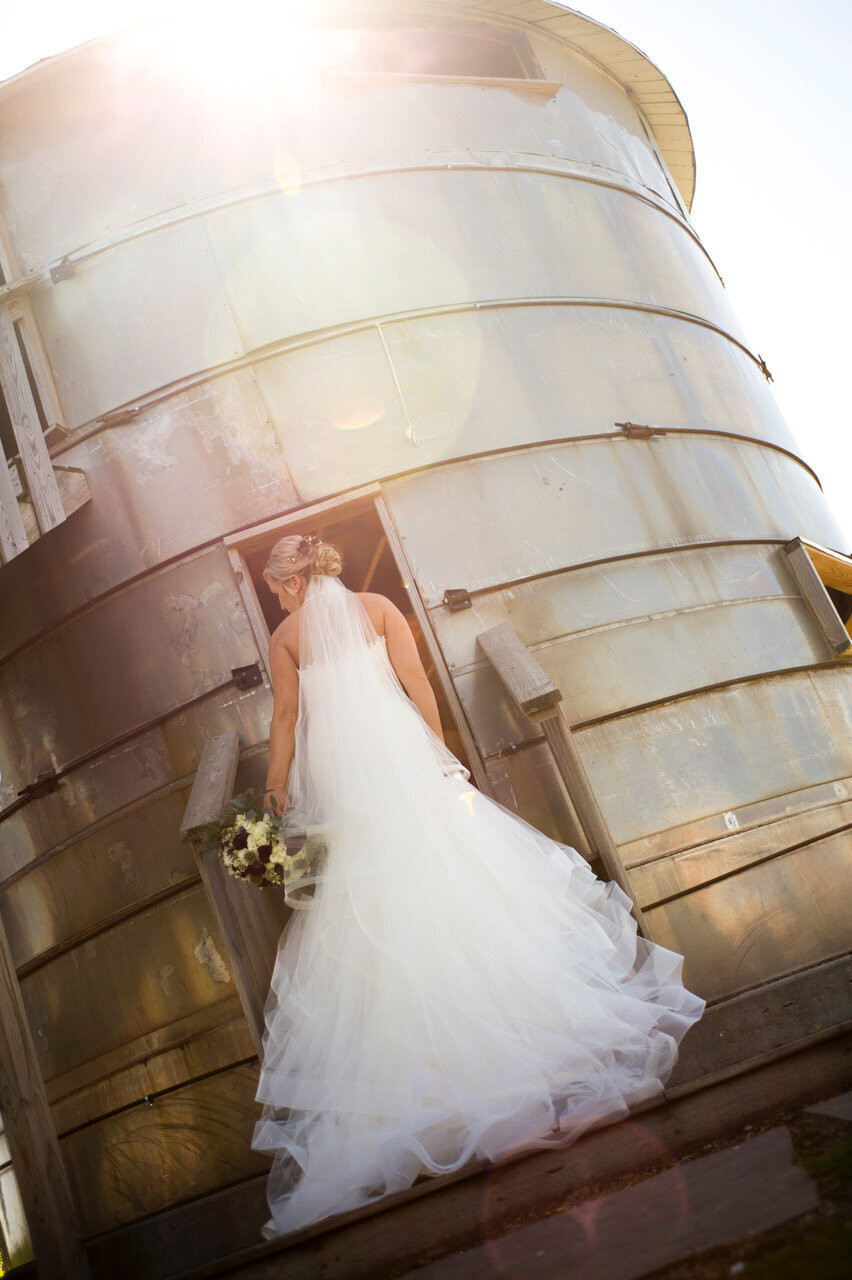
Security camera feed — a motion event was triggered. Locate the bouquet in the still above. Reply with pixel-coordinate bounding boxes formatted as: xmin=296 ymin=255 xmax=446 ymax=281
xmin=205 ymin=790 xmax=326 ymax=891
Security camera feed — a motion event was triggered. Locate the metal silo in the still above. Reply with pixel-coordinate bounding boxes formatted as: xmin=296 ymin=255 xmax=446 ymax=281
xmin=0 ymin=2 xmax=849 ymax=1275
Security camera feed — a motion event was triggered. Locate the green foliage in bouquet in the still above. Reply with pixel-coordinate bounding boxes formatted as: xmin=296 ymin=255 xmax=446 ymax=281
xmin=201 ymin=789 xmax=326 ymax=890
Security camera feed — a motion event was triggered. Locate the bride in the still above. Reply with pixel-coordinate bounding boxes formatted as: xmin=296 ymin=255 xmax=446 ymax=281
xmin=251 ymin=532 xmax=705 ymax=1239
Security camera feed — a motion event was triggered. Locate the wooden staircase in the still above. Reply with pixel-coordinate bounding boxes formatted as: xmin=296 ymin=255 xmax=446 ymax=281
xmin=70 ymin=955 xmax=850 ymax=1280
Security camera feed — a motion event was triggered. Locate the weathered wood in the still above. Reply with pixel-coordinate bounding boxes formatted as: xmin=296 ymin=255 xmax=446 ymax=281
xmin=0 ymin=914 xmax=90 ymax=1278
xmin=8 ymin=298 xmax=66 ymax=435
xmin=227 ymin=548 xmax=271 ymax=673
xmin=783 ymin=538 xmax=851 ymax=656
xmin=539 ymin=710 xmax=649 ymax=936
xmin=180 ymin=732 xmax=242 ymax=840
xmin=0 ymin=307 xmax=64 ymax=533
xmin=476 ymin=623 xmax=563 ymax=717
xmin=0 ymin=441 xmax=29 ymax=561
xmin=404 ymin=1127 xmax=818 ymax=1279
xmin=800 ymin=537 xmax=852 ymax=594
xmin=19 ymin=465 xmax=92 ymax=548
xmin=159 ymin=1034 xmax=852 ymax=1280
xmin=179 ymin=733 xmax=268 ymax=1055
xmin=668 ymin=952 xmax=852 ymax=1088
xmin=477 ymin=624 xmax=647 ymax=935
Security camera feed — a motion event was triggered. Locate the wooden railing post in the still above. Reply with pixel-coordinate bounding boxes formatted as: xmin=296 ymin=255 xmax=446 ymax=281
xmin=477 ymin=623 xmax=649 ymax=938
xmin=180 ymin=732 xmax=268 ymax=1055
xmin=0 ymin=915 xmax=91 ymax=1278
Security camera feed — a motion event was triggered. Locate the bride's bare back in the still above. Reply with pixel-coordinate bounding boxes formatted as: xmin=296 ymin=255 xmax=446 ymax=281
xmin=265 ymin=586 xmax=445 ymax=811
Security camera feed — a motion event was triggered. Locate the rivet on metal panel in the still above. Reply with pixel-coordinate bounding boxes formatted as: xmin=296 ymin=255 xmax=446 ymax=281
xmin=442 ymin=589 xmax=473 ymax=611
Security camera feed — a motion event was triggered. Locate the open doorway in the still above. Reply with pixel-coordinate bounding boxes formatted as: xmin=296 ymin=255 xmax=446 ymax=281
xmin=225 ymin=487 xmax=475 ymax=778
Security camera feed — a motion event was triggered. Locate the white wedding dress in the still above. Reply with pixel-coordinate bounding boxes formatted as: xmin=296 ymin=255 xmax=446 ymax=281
xmin=252 ymin=574 xmax=704 ymax=1238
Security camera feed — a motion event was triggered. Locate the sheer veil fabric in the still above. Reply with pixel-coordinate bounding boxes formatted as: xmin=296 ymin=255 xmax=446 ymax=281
xmin=252 ymin=573 xmax=704 ymax=1238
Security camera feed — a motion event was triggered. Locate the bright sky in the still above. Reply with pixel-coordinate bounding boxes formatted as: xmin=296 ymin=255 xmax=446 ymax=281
xmin=1 ymin=0 xmax=849 ymax=545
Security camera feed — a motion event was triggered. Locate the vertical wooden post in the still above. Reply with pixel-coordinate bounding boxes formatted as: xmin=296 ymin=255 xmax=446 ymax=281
xmin=0 ymin=916 xmax=90 ymax=1279
xmin=477 ymin=623 xmax=649 ymax=937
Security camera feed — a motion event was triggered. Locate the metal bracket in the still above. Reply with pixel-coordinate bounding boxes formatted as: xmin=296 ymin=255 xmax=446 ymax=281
xmin=16 ymin=770 xmax=60 ymax=802
xmin=49 ymin=257 xmax=75 ymax=283
xmin=615 ymin=421 xmax=667 ymax=439
xmin=231 ymin=663 xmax=263 ymax=690
xmin=442 ymin=588 xmax=473 ymax=611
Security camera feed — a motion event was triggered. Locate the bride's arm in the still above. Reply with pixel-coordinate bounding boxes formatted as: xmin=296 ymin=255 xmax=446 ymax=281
xmin=265 ymin=635 xmax=300 ymax=811
xmin=382 ymin=600 xmax=445 ymax=743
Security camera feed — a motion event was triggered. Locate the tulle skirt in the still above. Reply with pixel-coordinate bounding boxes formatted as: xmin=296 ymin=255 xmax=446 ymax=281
xmin=252 ymin=632 xmax=704 ymax=1238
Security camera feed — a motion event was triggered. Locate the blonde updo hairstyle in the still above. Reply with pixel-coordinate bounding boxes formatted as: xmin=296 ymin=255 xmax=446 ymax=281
xmin=263 ymin=533 xmax=343 ymax=588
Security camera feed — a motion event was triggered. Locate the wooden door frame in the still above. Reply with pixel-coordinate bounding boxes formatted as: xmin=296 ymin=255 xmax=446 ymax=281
xmin=223 ymin=483 xmax=492 ymax=795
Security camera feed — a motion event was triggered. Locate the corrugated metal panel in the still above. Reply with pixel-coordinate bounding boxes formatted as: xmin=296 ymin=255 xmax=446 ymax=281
xmin=0 ymin=686 xmax=273 ymax=879
xmin=30 ymin=166 xmax=734 ymax=427
xmin=456 ymin=596 xmax=832 ymax=748
xmin=20 ymin=887 xmax=233 ymax=1082
xmin=577 ymin=668 xmax=852 ymax=846
xmin=203 ymin=168 xmax=737 ymax=354
xmin=61 ymin=1064 xmax=267 ymax=1237
xmin=431 ymin=543 xmax=807 ymax=668
xmin=0 ymin=790 xmax=197 ymax=969
xmin=0 ymin=548 xmax=259 ymax=786
xmin=0 ymin=14 xmax=682 ymax=269
xmin=646 ymin=829 xmax=852 ymax=1000
xmin=254 ymin=304 xmax=795 ymax=501
xmin=32 ymin=219 xmax=243 ymax=421
xmin=0 ymin=369 xmax=298 ymax=661
xmin=383 ymin=437 xmax=845 ymax=607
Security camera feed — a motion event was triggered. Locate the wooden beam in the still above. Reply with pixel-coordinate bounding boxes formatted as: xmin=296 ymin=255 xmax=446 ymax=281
xmin=8 ymin=298 xmax=66 ymax=434
xmin=0 ymin=443 xmax=29 ymax=561
xmin=798 ymin=537 xmax=852 ymax=593
xmin=180 ymin=732 xmax=267 ymax=1056
xmin=0 ymin=914 xmax=91 ymax=1278
xmin=180 ymin=732 xmax=242 ymax=843
xmin=227 ymin=548 xmax=271 ymax=675
xmin=477 ymin=623 xmax=648 ymax=937
xmin=0 ymin=307 xmax=64 ymax=533
xmin=783 ymin=538 xmax=851 ymax=657
xmin=476 ymin=623 xmax=564 ymax=718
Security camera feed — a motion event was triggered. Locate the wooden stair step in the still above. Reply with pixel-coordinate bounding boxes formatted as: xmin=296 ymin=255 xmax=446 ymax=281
xmin=399 ymin=1127 xmax=819 ymax=1280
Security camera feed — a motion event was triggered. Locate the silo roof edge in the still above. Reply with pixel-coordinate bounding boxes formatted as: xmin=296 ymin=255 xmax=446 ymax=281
xmin=0 ymin=2 xmax=696 ymax=209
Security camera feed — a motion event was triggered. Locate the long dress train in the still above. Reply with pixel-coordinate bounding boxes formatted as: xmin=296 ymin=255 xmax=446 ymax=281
xmin=251 ymin=574 xmax=704 ymax=1238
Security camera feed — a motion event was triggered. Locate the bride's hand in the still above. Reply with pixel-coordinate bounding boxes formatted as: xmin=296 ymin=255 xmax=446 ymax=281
xmin=265 ymin=788 xmax=288 ymax=816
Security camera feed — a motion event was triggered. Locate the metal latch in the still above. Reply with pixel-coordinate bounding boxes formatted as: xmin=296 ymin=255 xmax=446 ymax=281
xmin=442 ymin=589 xmax=472 ymax=611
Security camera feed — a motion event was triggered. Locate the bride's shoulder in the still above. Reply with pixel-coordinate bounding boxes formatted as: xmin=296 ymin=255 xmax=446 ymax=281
xmin=269 ymin=615 xmax=299 ymax=664
xmin=354 ymin=591 xmax=395 ymax=635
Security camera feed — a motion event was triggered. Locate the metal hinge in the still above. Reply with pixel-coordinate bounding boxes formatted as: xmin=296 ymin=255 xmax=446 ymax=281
xmin=442 ymin=588 xmax=472 ymax=611
xmin=231 ymin=663 xmax=263 ymax=689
